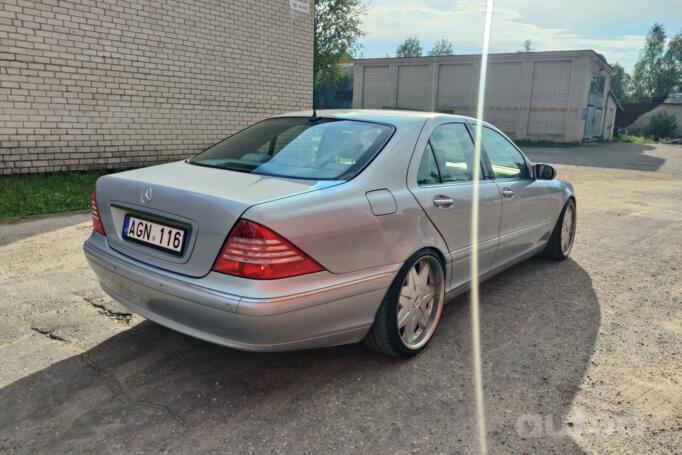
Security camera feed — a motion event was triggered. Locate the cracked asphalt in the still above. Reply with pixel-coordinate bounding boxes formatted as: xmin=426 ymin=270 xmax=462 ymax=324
xmin=1 ymin=142 xmax=680 ymax=454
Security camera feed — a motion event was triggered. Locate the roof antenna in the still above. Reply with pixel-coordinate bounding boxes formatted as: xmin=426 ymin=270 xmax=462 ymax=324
xmin=309 ymin=105 xmax=320 ymax=122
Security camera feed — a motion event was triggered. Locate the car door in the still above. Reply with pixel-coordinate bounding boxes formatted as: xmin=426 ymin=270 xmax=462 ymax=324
xmin=408 ymin=121 xmax=503 ymax=291
xmin=480 ymin=126 xmax=551 ymax=268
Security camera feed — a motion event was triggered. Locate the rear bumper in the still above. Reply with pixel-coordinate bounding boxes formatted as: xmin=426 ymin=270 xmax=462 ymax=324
xmin=83 ymin=237 xmax=396 ymax=352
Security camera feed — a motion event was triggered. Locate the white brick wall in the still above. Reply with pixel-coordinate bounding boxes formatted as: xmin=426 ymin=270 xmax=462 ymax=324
xmin=0 ymin=0 xmax=313 ymax=174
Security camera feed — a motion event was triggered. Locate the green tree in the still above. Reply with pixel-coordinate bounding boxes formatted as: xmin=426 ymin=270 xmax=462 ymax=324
xmin=396 ymin=36 xmax=422 ymax=58
xmin=610 ymin=63 xmax=633 ymax=102
xmin=632 ymin=24 xmax=681 ymax=99
xmin=314 ymin=0 xmax=366 ymax=89
xmin=427 ymin=38 xmax=454 ymax=56
xmin=668 ymin=31 xmax=682 ymax=89
xmin=521 ymin=39 xmax=533 ymax=52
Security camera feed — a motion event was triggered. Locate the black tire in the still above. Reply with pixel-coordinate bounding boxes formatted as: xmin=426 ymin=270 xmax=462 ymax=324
xmin=543 ymin=198 xmax=576 ymax=260
xmin=363 ymin=250 xmax=445 ymax=358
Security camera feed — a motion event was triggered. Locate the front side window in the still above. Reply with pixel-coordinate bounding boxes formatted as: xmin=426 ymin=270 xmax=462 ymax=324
xmin=189 ymin=118 xmax=393 ymax=180
xmin=482 ymin=127 xmax=529 ymax=180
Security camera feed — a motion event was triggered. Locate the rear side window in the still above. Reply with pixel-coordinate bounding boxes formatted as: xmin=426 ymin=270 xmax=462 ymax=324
xmin=482 ymin=127 xmax=529 ymax=180
xmin=189 ymin=118 xmax=393 ymax=180
xmin=417 ymin=143 xmax=441 ymax=185
xmin=418 ymin=123 xmax=479 ymax=185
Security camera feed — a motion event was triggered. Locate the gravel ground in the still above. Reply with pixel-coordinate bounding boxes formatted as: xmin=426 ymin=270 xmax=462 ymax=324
xmin=0 ymin=142 xmax=680 ymax=454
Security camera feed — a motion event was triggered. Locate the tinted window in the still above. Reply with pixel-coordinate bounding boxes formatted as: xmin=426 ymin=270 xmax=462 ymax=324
xmin=430 ymin=123 xmax=478 ymax=183
xmin=482 ymin=127 xmax=529 ymax=179
xmin=190 ymin=118 xmax=393 ymax=180
xmin=417 ymin=142 xmax=441 ymax=185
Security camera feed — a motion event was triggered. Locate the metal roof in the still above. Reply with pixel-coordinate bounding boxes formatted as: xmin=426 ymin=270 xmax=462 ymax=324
xmin=353 ymin=49 xmax=613 ymax=74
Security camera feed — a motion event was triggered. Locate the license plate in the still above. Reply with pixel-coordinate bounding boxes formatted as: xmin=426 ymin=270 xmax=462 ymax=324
xmin=123 ymin=215 xmax=186 ymax=254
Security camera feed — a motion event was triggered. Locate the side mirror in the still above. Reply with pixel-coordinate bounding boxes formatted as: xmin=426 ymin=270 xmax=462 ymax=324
xmin=534 ymin=163 xmax=556 ymax=180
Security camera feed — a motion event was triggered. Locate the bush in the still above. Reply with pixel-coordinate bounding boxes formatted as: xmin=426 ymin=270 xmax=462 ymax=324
xmin=646 ymin=110 xmax=678 ymax=139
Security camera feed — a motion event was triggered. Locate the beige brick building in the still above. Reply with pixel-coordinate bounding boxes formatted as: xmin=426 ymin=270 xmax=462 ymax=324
xmin=353 ymin=50 xmax=614 ymax=143
xmin=0 ymin=0 xmax=313 ymax=174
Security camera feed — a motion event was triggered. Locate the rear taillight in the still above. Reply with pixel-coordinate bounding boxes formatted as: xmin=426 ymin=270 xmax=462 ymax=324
xmin=212 ymin=219 xmax=324 ymax=279
xmin=91 ymin=190 xmax=106 ymax=235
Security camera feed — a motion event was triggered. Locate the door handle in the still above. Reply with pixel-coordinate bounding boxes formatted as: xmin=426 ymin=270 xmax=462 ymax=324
xmin=433 ymin=195 xmax=454 ymax=208
xmin=501 ymin=188 xmax=514 ymax=198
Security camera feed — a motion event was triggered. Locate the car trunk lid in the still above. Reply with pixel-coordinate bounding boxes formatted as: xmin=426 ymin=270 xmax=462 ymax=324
xmin=96 ymin=160 xmax=340 ymax=277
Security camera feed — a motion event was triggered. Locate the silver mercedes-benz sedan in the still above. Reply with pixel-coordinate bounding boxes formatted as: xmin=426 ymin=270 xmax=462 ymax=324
xmin=84 ymin=110 xmax=576 ymax=358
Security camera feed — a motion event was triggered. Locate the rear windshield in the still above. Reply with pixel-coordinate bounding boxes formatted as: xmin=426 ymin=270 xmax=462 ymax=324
xmin=188 ymin=117 xmax=394 ymax=180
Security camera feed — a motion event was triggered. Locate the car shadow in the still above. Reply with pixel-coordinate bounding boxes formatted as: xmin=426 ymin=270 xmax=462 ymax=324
xmin=522 ymin=142 xmax=664 ymax=172
xmin=0 ymin=257 xmax=598 ymax=453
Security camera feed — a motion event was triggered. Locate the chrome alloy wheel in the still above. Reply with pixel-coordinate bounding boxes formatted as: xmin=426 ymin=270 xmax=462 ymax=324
xmin=397 ymin=256 xmax=444 ymax=350
xmin=561 ymin=203 xmax=576 ymax=256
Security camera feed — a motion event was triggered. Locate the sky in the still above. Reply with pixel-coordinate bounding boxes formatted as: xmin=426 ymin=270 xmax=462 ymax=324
xmin=358 ymin=0 xmax=682 ymax=72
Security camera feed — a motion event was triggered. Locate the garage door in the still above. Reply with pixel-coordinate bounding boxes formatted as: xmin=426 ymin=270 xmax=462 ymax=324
xmin=528 ymin=61 xmax=572 ymax=137
xmin=436 ymin=63 xmax=475 ymax=115
xmin=362 ymin=66 xmax=390 ymax=109
xmin=396 ymin=65 xmax=431 ymax=110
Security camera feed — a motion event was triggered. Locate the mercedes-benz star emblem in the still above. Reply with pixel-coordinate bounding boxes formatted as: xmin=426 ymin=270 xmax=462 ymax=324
xmin=141 ymin=187 xmax=153 ymax=204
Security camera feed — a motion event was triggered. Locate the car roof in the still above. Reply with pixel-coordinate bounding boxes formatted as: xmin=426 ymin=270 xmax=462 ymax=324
xmin=278 ymin=109 xmax=480 ymax=128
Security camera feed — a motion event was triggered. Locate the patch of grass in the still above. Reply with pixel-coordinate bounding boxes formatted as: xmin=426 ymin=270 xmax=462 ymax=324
xmin=614 ymin=133 xmax=657 ymax=144
xmin=0 ymin=170 xmax=121 ymax=222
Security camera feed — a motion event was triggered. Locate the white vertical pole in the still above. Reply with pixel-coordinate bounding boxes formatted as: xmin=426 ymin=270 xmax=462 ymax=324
xmin=470 ymin=1 xmax=495 ymax=454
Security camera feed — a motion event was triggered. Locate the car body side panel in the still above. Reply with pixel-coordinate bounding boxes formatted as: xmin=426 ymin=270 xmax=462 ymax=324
xmin=242 ymin=116 xmax=453 ymax=280
xmin=242 ymin=185 xmax=451 ymax=279
xmin=412 ymin=181 xmax=502 ymax=290
xmin=406 ymin=117 xmax=503 ymax=291
xmin=492 ymin=178 xmax=553 ymax=268
xmin=471 ymin=124 xmax=569 ymax=269
xmin=546 ymin=179 xmax=575 ymax=222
